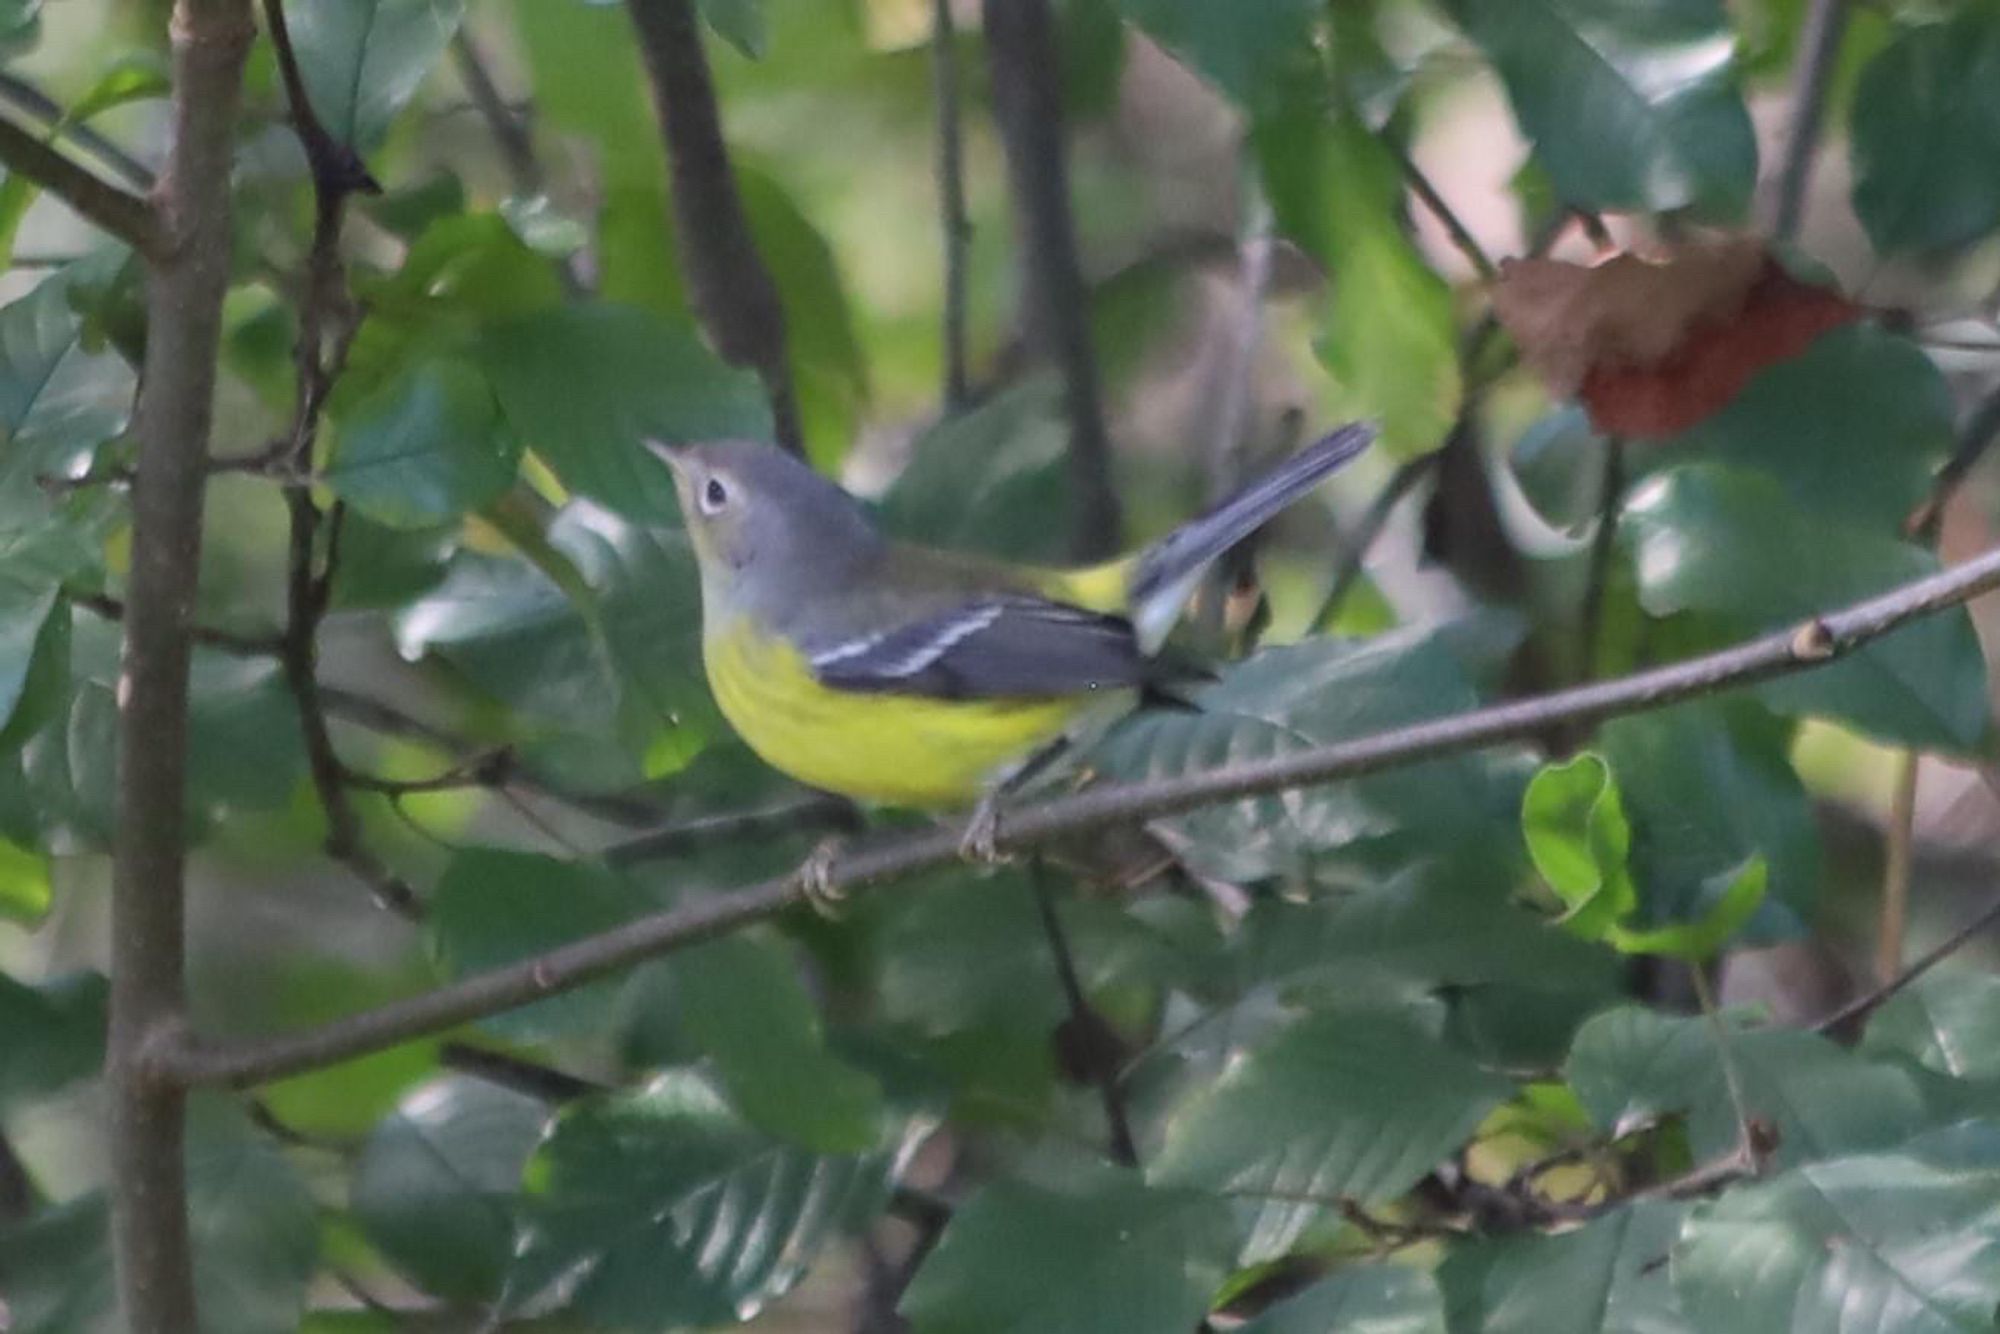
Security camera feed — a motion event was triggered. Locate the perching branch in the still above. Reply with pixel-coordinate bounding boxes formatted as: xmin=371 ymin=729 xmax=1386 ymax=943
xmin=626 ymin=0 xmax=804 ymax=454
xmin=982 ymin=0 xmax=1122 ymax=559
xmin=158 ymin=541 xmax=2000 ymax=1090
xmin=1760 ymin=0 xmax=1850 ymax=241
xmin=0 ymin=112 xmax=159 ymax=255
xmin=106 ymin=3 xmax=255 ymax=1329
xmin=931 ymin=0 xmax=972 ymax=412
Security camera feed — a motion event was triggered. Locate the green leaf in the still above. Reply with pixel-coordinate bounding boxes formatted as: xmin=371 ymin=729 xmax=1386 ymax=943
xmin=429 ymin=848 xmax=655 ymax=1041
xmin=1567 ymin=1006 xmax=1932 ymax=1169
xmin=1313 ymin=115 xmax=1462 ymax=456
xmin=1622 ymin=465 xmax=1987 ymax=751
xmin=0 ymin=583 xmax=55 ymax=733
xmin=506 ymin=1071 xmax=898 ymax=1327
xmin=1850 ymin=9 xmax=2000 ymax=254
xmin=1521 ymin=753 xmax=1637 ymax=940
xmin=326 ymin=357 xmax=522 ymax=529
xmin=351 ymin=1076 xmax=550 ymax=1303
xmin=0 ymin=271 xmax=137 ymax=475
xmin=1241 ymin=1263 xmax=1447 ymax=1334
xmin=0 ymin=0 xmax=39 ymax=54
xmin=1442 ymin=1200 xmax=1692 ymax=1334
xmin=1672 ymin=1122 xmax=2000 ymax=1334
xmin=1665 ymin=324 xmax=1952 ymax=530
xmin=1604 ymin=856 xmax=1765 ymax=961
xmin=1111 ymin=0 xmax=1321 ymax=114
xmin=290 ymin=0 xmax=467 ymax=148
xmin=186 ymin=654 xmax=307 ymax=817
xmin=1090 ymin=626 xmax=1530 ymax=885
xmin=0 ymin=832 xmax=48 ymax=921
xmin=0 ymin=1100 xmax=320 ymax=1334
xmin=1596 ymin=700 xmax=1819 ymax=939
xmin=877 ymin=378 xmax=1075 ymax=562
xmin=672 ymin=932 xmax=886 ymax=1153
xmin=1444 ymin=0 xmax=1757 ymax=215
xmin=900 ymin=1170 xmax=1235 ymax=1334
xmin=1862 ymin=970 xmax=2000 ymax=1085
xmin=1153 ymin=1009 xmax=1508 ymax=1259
xmin=0 ymin=970 xmax=103 ymax=1110
xmin=699 ymin=0 xmax=767 ymax=58
xmin=478 ymin=302 xmax=772 ymax=522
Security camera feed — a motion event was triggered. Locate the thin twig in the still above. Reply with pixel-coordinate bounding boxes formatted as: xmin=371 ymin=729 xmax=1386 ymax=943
xmin=983 ymin=0 xmax=1121 ymax=558
xmin=439 ymin=1042 xmax=604 ymax=1102
xmin=1878 ymin=750 xmax=1919 ymax=985
xmin=604 ymin=793 xmax=859 ymax=867
xmin=157 ymin=541 xmax=2000 ymax=1089
xmin=0 ymin=112 xmax=159 ymax=255
xmin=70 ymin=590 xmax=284 ymax=656
xmin=1388 ymin=139 xmax=1496 ymax=283
xmin=107 ymin=4 xmax=256 ymax=1328
xmin=342 ymin=748 xmax=515 ymax=796
xmin=1907 ymin=381 xmax=2000 ymax=539
xmin=0 ymin=68 xmax=156 ymax=190
xmin=626 ymin=0 xmax=804 ymax=453
xmin=451 ymin=26 xmax=585 ymax=298
xmin=1315 ymin=453 xmax=1438 ymax=627
xmin=1029 ymin=861 xmax=1138 ymax=1167
xmin=1814 ymin=885 xmax=2000 ymax=1035
xmin=1578 ymin=436 xmax=1627 ymax=680
xmin=931 ymin=0 xmax=972 ymax=412
xmin=1761 ymin=0 xmax=1851 ymax=241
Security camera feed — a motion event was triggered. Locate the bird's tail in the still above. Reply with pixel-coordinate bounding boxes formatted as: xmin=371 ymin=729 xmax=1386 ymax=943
xmin=1122 ymin=421 xmax=1377 ymax=652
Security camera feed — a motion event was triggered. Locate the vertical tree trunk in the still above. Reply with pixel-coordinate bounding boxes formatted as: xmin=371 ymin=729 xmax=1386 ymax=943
xmin=108 ymin=2 xmax=254 ymax=1327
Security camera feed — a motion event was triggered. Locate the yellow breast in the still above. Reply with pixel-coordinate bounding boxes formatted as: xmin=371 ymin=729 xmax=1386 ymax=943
xmin=703 ymin=619 xmax=1106 ymax=808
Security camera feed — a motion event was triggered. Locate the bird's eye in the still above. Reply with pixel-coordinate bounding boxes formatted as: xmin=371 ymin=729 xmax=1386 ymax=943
xmin=700 ymin=476 xmax=729 ymax=515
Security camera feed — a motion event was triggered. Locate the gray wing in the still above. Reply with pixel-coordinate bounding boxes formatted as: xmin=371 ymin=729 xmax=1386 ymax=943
xmin=806 ymin=596 xmax=1151 ymax=700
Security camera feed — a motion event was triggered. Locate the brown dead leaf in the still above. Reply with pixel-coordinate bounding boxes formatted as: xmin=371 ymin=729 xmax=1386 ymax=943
xmin=1492 ymin=237 xmax=1862 ymax=439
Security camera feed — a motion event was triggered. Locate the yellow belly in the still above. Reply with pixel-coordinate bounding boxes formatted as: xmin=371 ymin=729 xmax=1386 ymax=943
xmin=704 ymin=620 xmax=1103 ymax=808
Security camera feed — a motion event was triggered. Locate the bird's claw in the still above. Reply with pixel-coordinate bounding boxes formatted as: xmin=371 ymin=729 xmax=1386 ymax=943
xmin=958 ymin=795 xmax=1011 ymax=866
xmin=799 ymin=836 xmax=848 ymax=919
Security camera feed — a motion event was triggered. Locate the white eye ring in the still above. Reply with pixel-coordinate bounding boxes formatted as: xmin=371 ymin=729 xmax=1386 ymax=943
xmin=699 ymin=476 xmax=729 ymax=515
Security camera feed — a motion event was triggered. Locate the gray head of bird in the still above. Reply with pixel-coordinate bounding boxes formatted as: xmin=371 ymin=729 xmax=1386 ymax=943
xmin=646 ymin=439 xmax=884 ymax=618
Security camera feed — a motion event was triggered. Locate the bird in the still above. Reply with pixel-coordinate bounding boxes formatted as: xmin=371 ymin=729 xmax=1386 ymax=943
xmin=650 ymin=422 xmax=1375 ymax=881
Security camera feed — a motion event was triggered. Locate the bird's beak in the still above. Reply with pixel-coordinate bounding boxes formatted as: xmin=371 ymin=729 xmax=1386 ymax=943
xmin=644 ymin=439 xmax=694 ymax=511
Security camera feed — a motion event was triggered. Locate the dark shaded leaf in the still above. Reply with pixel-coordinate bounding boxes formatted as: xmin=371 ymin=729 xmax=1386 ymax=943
xmin=1445 ymin=0 xmax=1757 ymax=215
xmin=877 ymin=378 xmax=1074 ymax=562
xmin=1241 ymin=1263 xmax=1447 ymax=1334
xmin=1112 ymin=0 xmax=1320 ymax=114
xmin=326 ymin=357 xmax=522 ymax=528
xmin=1442 ymin=1200 xmax=1691 ymax=1334
xmin=351 ymin=1076 xmax=550 ymax=1303
xmin=291 ymin=0 xmax=467 ymax=148
xmin=900 ymin=1169 xmax=1234 ymax=1334
xmin=1850 ymin=10 xmax=2000 ymax=254
xmin=0 ymin=970 xmax=103 ymax=1109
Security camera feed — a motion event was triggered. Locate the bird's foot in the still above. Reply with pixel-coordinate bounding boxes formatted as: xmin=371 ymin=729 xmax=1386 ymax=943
xmin=958 ymin=793 xmax=1012 ymax=866
xmin=798 ymin=835 xmax=849 ymax=919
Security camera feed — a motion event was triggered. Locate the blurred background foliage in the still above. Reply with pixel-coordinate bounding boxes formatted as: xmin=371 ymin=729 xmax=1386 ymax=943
xmin=3 ymin=0 xmax=2000 ymax=1329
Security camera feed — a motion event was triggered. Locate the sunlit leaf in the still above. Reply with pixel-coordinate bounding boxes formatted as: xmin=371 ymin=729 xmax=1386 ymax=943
xmin=1673 ymin=1122 xmax=2000 ymax=1334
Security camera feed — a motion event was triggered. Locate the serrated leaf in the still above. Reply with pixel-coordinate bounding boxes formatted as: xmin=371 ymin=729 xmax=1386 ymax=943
xmin=478 ymin=303 xmax=771 ymax=522
xmin=1089 ymin=626 xmax=1529 ymax=884
xmin=1567 ymin=1006 xmax=1932 ymax=1169
xmin=1153 ymin=1010 xmax=1510 ymax=1261
xmin=1242 ymin=1263 xmax=1448 ymax=1334
xmin=673 ymin=933 xmax=886 ymax=1153
xmin=506 ymin=1071 xmax=897 ymax=1328
xmin=1672 ymin=1122 xmax=2000 ymax=1334
xmin=326 ymin=357 xmax=522 ymax=528
xmin=1622 ymin=466 xmax=1987 ymax=751
xmin=1850 ymin=10 xmax=2000 ymax=254
xmin=1445 ymin=0 xmax=1757 ymax=216
xmin=290 ymin=0 xmax=466 ymax=148
xmin=351 ymin=1076 xmax=550 ymax=1302
xmin=1442 ymin=1200 xmax=1692 ymax=1334
xmin=430 ymin=848 xmax=655 ymax=1041
xmin=900 ymin=1170 xmax=1235 ymax=1334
